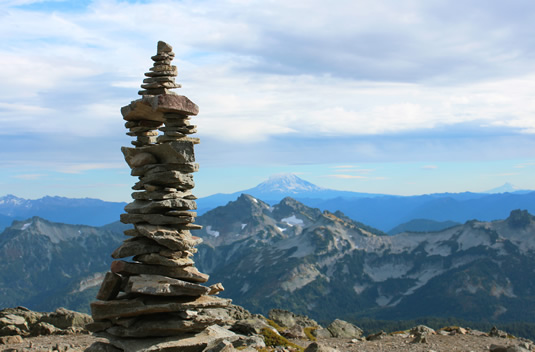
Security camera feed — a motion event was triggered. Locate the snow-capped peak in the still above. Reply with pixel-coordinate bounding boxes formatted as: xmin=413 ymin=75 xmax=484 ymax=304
xmin=253 ymin=174 xmax=325 ymax=194
xmin=484 ymin=182 xmax=522 ymax=194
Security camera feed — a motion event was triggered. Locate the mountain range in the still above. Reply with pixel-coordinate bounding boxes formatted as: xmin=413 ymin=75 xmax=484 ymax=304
xmin=0 ymin=174 xmax=533 ymax=233
xmin=195 ymin=195 xmax=535 ymax=323
xmin=0 ymin=195 xmax=127 ymax=231
xmin=1 ymin=195 xmax=534 ymax=327
xmin=196 ymin=174 xmax=535 ymax=232
xmin=0 ymin=217 xmax=127 ymax=312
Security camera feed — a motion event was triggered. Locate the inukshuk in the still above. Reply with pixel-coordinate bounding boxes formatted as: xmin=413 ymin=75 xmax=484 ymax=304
xmin=86 ymin=41 xmax=233 ymax=352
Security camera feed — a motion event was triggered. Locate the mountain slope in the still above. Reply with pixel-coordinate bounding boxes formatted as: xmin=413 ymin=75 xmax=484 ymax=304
xmin=387 ymin=219 xmax=460 ymax=235
xmin=0 ymin=195 xmax=127 ymax=229
xmin=195 ymin=197 xmax=535 ymax=324
xmin=0 ymin=217 xmax=125 ymax=312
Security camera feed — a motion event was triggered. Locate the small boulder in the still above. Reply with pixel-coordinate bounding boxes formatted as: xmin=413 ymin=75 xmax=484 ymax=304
xmin=39 ymin=307 xmax=92 ymax=331
xmin=268 ymin=309 xmax=318 ymax=328
xmin=304 ymin=342 xmax=340 ymax=352
xmin=85 ymin=342 xmax=123 ymax=352
xmin=232 ymin=335 xmax=265 ymax=349
xmin=489 ymin=345 xmax=530 ymax=352
xmin=231 ymin=317 xmax=271 ymax=335
xmin=410 ymin=325 xmax=435 ymax=335
xmin=0 ymin=314 xmax=29 ymax=336
xmin=30 ymin=322 xmax=60 ymax=336
xmin=313 ymin=327 xmax=333 ymax=339
xmin=204 ymin=339 xmax=236 ymax=352
xmin=1 ymin=307 xmax=42 ymax=326
xmin=282 ymin=324 xmax=306 ymax=339
xmin=366 ymin=330 xmax=387 ymax=341
xmin=489 ymin=326 xmax=509 ymax=338
xmin=326 ymin=319 xmax=363 ymax=338
xmin=0 ymin=335 xmax=23 ymax=345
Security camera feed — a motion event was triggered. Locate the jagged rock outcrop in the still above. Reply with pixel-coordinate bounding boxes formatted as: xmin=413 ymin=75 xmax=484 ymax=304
xmin=268 ymin=309 xmax=319 ymax=329
xmin=0 ymin=307 xmax=91 ymax=337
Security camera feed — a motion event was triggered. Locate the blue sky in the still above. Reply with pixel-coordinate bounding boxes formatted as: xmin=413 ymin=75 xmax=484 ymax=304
xmin=1 ymin=0 xmax=535 ymax=201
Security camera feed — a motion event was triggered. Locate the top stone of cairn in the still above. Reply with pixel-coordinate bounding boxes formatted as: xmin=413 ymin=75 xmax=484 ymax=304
xmin=157 ymin=41 xmax=173 ymax=53
xmin=139 ymin=41 xmax=180 ymax=96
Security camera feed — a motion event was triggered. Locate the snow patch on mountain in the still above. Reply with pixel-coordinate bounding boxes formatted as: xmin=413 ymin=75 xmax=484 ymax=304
xmin=353 ymin=282 xmax=369 ymax=294
xmin=282 ymin=215 xmax=304 ymax=226
xmin=206 ymin=226 xmax=220 ymax=237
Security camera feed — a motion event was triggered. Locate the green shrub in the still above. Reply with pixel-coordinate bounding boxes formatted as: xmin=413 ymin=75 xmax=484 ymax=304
xmin=261 ymin=328 xmax=304 ymax=352
xmin=266 ymin=319 xmax=286 ymax=332
xmin=304 ymin=327 xmax=317 ymax=341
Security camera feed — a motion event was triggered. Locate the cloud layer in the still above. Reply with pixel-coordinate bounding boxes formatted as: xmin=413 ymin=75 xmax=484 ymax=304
xmin=1 ymin=0 xmax=535 ymax=199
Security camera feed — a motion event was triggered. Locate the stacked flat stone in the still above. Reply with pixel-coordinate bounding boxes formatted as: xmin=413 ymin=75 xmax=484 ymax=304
xmin=86 ymin=41 xmax=231 ymax=352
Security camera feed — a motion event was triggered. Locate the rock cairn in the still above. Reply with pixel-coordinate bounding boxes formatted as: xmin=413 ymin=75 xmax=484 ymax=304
xmin=86 ymin=41 xmax=235 ymax=352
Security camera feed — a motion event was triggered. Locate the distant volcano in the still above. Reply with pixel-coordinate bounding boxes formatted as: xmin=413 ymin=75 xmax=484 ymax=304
xmin=484 ymin=182 xmax=531 ymax=194
xmin=250 ymin=173 xmax=325 ymax=194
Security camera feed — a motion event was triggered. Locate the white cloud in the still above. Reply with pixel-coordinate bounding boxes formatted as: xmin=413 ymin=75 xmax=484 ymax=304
xmin=328 ymin=174 xmax=367 ymax=180
xmin=12 ymin=173 xmax=47 ymax=180
xmin=514 ymin=162 xmax=535 ymax=169
xmin=1 ymin=0 xmax=535 ymax=171
xmin=56 ymin=163 xmax=124 ymax=174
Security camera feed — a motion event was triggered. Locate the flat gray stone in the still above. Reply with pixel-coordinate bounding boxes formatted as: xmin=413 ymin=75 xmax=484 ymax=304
xmin=124 ymin=274 xmax=210 ymax=296
xmin=133 ymin=253 xmax=194 ymax=267
xmin=112 ymin=237 xmax=167 ymax=259
xmin=134 ymin=224 xmax=201 ymax=251
xmin=85 ymin=341 xmax=123 ymax=352
xmin=131 ymin=190 xmax=195 ymax=201
xmin=140 ymin=170 xmax=195 ymax=188
xmin=111 ymin=260 xmax=209 ymax=283
xmin=101 ymin=325 xmax=236 ymax=352
xmin=141 ymin=82 xmax=181 ymax=89
xmin=121 ymin=213 xmax=195 ymax=226
xmin=326 ymin=319 xmax=363 ymax=338
xmin=143 ymin=76 xmax=174 ymax=83
xmin=304 ymin=342 xmax=339 ymax=352
xmin=96 ymin=272 xmax=122 ymax=301
xmin=90 ymin=295 xmax=232 ymax=321
xmin=121 ymin=95 xmax=198 ymax=124
xmin=131 ymin=163 xmax=199 ymax=177
xmin=157 ymin=41 xmax=173 ymax=53
xmin=125 ymin=199 xmax=197 ymax=214
xmin=149 ymin=65 xmax=177 ymax=72
xmin=128 ymin=153 xmax=158 ymax=168
xmin=122 ymin=142 xmax=195 ymax=169
xmin=105 ymin=313 xmax=227 ymax=337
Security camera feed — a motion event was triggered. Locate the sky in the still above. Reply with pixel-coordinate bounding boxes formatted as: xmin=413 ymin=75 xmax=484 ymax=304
xmin=1 ymin=0 xmax=535 ymax=201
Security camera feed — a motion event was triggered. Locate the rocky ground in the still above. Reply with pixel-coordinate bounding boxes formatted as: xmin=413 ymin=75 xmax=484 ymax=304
xmin=1 ymin=331 xmax=534 ymax=352
xmin=1 ymin=307 xmax=534 ymax=352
